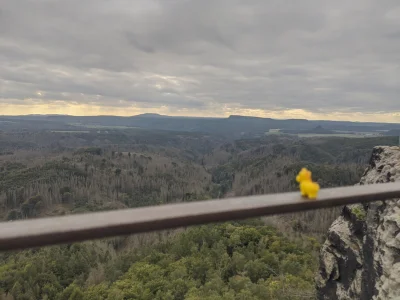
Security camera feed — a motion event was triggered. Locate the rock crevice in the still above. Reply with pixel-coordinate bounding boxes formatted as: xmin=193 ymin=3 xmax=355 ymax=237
xmin=317 ymin=146 xmax=400 ymax=300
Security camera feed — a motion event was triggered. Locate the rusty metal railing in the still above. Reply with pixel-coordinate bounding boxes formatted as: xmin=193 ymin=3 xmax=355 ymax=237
xmin=1 ymin=182 xmax=400 ymax=251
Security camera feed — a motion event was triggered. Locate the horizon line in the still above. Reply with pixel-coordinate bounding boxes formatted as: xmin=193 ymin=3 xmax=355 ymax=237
xmin=1 ymin=113 xmax=400 ymax=125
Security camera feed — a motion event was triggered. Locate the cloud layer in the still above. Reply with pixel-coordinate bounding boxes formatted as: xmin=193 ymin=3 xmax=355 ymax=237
xmin=1 ymin=0 xmax=400 ymax=121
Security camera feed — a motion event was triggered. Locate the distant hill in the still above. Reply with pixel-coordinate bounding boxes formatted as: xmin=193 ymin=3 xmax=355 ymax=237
xmin=282 ymin=125 xmax=334 ymax=135
xmin=310 ymin=125 xmax=334 ymax=134
xmin=135 ymin=113 xmax=168 ymax=118
xmin=1 ymin=114 xmax=399 ymax=138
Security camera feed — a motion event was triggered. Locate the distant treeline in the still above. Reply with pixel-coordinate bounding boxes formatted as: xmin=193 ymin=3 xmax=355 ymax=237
xmin=2 ymin=114 xmax=400 ymax=138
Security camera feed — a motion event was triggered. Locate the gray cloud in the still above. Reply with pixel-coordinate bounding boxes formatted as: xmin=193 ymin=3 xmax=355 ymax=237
xmin=1 ymin=0 xmax=400 ymax=115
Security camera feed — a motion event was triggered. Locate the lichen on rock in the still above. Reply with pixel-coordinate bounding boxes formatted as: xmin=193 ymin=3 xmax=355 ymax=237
xmin=316 ymin=146 xmax=400 ymax=300
xmin=351 ymin=206 xmax=367 ymax=221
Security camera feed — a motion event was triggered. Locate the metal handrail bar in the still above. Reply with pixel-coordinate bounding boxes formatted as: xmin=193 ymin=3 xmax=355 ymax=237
xmin=1 ymin=182 xmax=399 ymax=251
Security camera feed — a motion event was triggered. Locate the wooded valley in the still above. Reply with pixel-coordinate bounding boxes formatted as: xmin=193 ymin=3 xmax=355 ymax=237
xmin=0 ymin=126 xmax=398 ymax=300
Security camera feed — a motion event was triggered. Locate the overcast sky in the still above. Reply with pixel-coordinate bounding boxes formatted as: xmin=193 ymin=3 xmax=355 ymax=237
xmin=1 ymin=0 xmax=400 ymax=121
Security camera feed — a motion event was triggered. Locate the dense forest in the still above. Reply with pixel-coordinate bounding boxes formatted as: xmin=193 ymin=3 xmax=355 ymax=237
xmin=0 ymin=221 xmax=320 ymax=300
xmin=0 ymin=127 xmax=398 ymax=299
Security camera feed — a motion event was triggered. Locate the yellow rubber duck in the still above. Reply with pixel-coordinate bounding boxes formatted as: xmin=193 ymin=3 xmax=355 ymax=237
xmin=296 ymin=168 xmax=320 ymax=199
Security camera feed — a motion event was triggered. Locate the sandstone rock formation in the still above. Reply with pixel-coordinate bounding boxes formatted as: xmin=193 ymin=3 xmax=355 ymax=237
xmin=316 ymin=146 xmax=400 ymax=300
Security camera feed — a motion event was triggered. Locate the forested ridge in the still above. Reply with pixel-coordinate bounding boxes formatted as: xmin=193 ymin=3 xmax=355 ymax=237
xmin=0 ymin=129 xmax=397 ymax=300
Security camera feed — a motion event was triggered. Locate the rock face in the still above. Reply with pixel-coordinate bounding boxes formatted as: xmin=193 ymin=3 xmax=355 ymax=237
xmin=316 ymin=146 xmax=400 ymax=300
